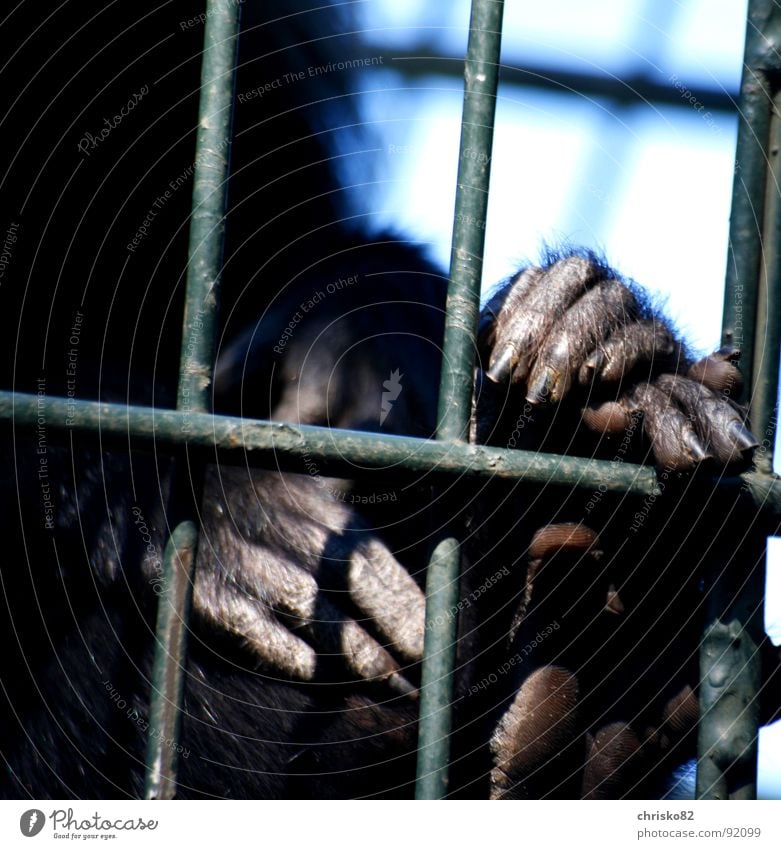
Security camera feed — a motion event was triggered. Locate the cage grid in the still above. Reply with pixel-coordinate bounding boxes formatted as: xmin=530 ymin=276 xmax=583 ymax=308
xmin=0 ymin=0 xmax=779 ymax=801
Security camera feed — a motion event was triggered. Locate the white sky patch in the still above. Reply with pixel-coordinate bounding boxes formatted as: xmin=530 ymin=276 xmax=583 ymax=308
xmin=603 ymin=108 xmax=737 ymax=355
xmin=759 ymin=720 xmax=781 ymax=799
xmin=766 ymin=539 xmax=781 ymax=646
xmin=661 ymin=0 xmax=748 ymax=89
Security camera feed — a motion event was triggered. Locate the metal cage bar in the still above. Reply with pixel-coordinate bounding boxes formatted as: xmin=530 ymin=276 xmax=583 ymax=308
xmin=5 ymin=391 xmax=781 ymax=511
xmin=144 ymin=0 xmax=242 ymax=799
xmin=415 ymin=0 xmax=505 ymax=799
xmin=697 ymin=0 xmax=781 ymax=801
xmin=0 ymin=391 xmax=661 ymax=495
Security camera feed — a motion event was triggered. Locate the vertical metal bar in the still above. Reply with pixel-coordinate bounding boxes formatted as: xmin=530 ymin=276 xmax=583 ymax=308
xmin=415 ymin=0 xmax=504 ymax=799
xmin=697 ymin=558 xmax=765 ymax=801
xmin=144 ymin=522 xmax=199 ymax=798
xmin=720 ymin=0 xmax=780 ymax=422
xmin=699 ymin=0 xmax=781 ymax=801
xmin=144 ymin=0 xmax=241 ymax=800
xmin=750 ymin=89 xmax=781 ymax=472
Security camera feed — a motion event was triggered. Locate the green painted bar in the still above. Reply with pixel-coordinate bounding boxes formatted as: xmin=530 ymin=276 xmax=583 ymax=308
xmin=750 ymin=85 xmax=781 ymax=474
xmin=417 ymin=0 xmax=505 ymax=800
xmin=145 ymin=0 xmax=242 ymax=800
xmin=721 ymin=0 xmax=781 ymax=411
xmin=699 ymin=0 xmax=781 ymax=802
xmin=0 ymin=390 xmax=661 ymax=495
xmin=144 ymin=521 xmax=199 ymax=800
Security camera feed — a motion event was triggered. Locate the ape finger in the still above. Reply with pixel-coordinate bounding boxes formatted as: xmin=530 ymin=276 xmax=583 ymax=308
xmin=578 ymin=319 xmax=680 ymax=386
xmin=345 ymin=538 xmax=425 ymax=663
xmin=292 ymin=598 xmax=418 ymax=697
xmin=687 ymin=347 xmax=743 ymax=396
xmin=257 ymin=555 xmax=419 ymax=695
xmin=528 ymin=523 xmax=601 ymax=561
xmin=582 ymin=722 xmax=643 ymax=799
xmin=489 ymin=665 xmax=581 ymax=799
xmin=196 ymin=549 xmax=418 ymax=696
xmin=628 ymin=382 xmax=711 ymax=471
xmin=486 ymin=256 xmax=604 ymax=384
xmin=526 ymin=280 xmax=638 ymax=403
xmin=193 ymin=577 xmax=318 ymax=681
xmin=655 ymin=374 xmax=757 ymax=466
xmin=477 ymin=267 xmax=541 ymax=368
xmin=581 ymin=400 xmax=634 ymax=435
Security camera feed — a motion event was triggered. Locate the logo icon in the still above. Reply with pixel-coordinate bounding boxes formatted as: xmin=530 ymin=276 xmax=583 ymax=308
xmin=380 ymin=369 xmax=403 ymax=426
xmin=20 ymin=809 xmax=45 ymax=837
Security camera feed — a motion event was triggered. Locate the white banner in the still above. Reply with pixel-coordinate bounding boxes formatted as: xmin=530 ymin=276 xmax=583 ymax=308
xmin=1 ymin=800 xmax=780 ymax=849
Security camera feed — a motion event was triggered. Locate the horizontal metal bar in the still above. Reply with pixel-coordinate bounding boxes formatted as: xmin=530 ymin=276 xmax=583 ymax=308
xmin=8 ymin=390 xmax=781 ymax=513
xmin=2 ymin=389 xmax=661 ymax=495
xmin=382 ymin=48 xmax=738 ymax=114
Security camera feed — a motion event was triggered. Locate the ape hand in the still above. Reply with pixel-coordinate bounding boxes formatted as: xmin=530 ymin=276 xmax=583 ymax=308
xmin=487 ymin=523 xmax=699 ymax=799
xmin=191 ymin=467 xmax=424 ymax=697
xmin=478 ymin=254 xmax=757 ymax=471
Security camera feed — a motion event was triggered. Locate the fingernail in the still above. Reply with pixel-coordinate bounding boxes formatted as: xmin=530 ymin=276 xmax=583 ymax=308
xmin=526 ymin=366 xmax=559 ymax=404
xmin=388 ymin=672 xmax=419 ymax=700
xmin=605 ymin=584 xmax=625 ymax=616
xmin=685 ymin=431 xmax=712 ymax=462
xmin=586 ymin=350 xmax=605 ymax=372
xmin=579 ymin=350 xmax=604 ymax=385
xmin=729 ymin=420 xmax=759 ymax=451
xmin=486 ymin=344 xmax=516 ymax=384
